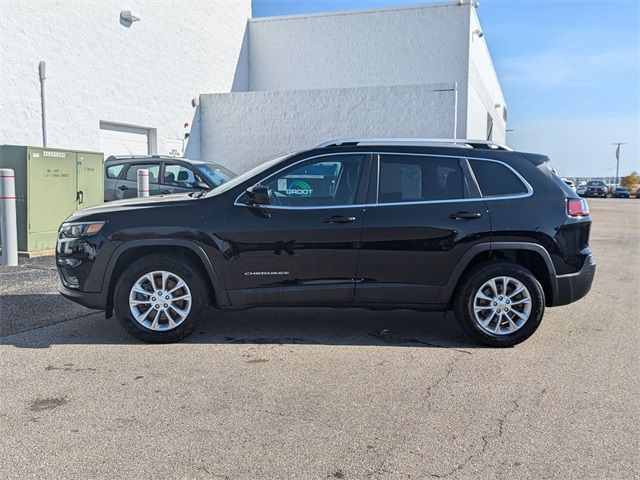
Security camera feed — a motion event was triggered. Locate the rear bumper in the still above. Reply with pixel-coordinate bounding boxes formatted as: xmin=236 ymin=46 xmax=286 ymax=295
xmin=59 ymin=283 xmax=107 ymax=311
xmin=551 ymin=254 xmax=596 ymax=306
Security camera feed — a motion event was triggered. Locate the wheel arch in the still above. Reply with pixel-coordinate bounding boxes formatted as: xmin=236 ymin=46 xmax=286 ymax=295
xmin=441 ymin=242 xmax=559 ymax=307
xmin=103 ymin=239 xmax=229 ymax=317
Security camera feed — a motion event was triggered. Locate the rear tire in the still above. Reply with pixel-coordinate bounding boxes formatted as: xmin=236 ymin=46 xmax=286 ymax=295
xmin=453 ymin=261 xmax=545 ymax=347
xmin=113 ymin=254 xmax=209 ymax=343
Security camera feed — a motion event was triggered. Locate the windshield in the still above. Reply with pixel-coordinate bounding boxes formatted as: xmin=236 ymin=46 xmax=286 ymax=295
xmin=204 ymin=154 xmax=292 ymax=197
xmin=196 ymin=163 xmax=236 ymax=187
xmin=588 ymin=181 xmax=605 ymax=186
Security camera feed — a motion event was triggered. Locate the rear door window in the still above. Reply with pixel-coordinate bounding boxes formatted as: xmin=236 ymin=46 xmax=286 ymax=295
xmin=378 ymin=155 xmax=466 ymax=203
xmin=469 ymin=159 xmax=528 ymax=197
xmin=125 ymin=163 xmax=160 ymax=184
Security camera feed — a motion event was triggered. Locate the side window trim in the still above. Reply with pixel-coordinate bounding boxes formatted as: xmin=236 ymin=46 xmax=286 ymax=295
xmin=371 ymin=153 xmax=533 ymax=205
xmin=232 ymin=152 xmax=533 ymax=209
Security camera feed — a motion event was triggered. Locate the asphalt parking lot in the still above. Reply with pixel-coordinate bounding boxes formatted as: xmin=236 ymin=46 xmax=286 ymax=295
xmin=1 ymin=198 xmax=638 ymax=479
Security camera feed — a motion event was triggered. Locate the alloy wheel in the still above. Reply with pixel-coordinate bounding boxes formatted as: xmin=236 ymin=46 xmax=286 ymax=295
xmin=472 ymin=276 xmax=532 ymax=335
xmin=128 ymin=270 xmax=192 ymax=331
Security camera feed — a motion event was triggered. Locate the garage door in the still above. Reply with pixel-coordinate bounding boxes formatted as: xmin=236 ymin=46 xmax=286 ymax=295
xmin=99 ymin=122 xmax=149 ymax=160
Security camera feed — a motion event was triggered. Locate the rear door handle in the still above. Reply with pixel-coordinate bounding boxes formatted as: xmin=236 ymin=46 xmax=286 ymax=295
xmin=449 ymin=211 xmax=482 ymax=220
xmin=322 ymin=215 xmax=357 ymax=224
xmin=118 ymin=185 xmax=128 ymax=191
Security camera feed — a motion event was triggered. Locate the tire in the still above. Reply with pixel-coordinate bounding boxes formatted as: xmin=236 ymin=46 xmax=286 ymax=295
xmin=453 ymin=261 xmax=545 ymax=347
xmin=113 ymin=254 xmax=209 ymax=343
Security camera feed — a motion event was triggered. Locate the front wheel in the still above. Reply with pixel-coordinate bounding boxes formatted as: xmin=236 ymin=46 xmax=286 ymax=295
xmin=453 ymin=261 xmax=545 ymax=347
xmin=113 ymin=254 xmax=209 ymax=343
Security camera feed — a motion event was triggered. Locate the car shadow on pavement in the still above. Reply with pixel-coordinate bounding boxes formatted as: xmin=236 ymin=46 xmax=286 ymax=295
xmin=1 ymin=294 xmax=480 ymax=350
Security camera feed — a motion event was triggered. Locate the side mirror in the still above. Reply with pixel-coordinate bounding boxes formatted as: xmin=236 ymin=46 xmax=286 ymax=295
xmin=194 ymin=181 xmax=210 ymax=190
xmin=244 ymin=185 xmax=269 ymax=206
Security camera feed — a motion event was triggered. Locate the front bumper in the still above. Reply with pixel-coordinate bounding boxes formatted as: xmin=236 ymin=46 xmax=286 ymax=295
xmin=551 ymin=254 xmax=596 ymax=306
xmin=585 ymin=191 xmax=607 ymax=197
xmin=59 ymin=283 xmax=107 ymax=311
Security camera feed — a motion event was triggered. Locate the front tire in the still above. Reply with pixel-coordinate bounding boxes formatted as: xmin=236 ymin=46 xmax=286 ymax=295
xmin=453 ymin=261 xmax=545 ymax=347
xmin=113 ymin=254 xmax=209 ymax=343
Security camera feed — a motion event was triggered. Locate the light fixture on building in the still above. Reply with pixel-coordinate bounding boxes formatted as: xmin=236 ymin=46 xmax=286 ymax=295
xmin=472 ymin=29 xmax=483 ymax=39
xmin=120 ymin=10 xmax=141 ymax=23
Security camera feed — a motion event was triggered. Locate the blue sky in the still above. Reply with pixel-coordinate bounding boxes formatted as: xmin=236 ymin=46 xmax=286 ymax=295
xmin=253 ymin=0 xmax=640 ymax=177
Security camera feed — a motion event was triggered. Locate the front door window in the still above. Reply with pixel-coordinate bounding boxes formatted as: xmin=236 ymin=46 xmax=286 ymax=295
xmin=263 ymin=155 xmax=365 ymax=207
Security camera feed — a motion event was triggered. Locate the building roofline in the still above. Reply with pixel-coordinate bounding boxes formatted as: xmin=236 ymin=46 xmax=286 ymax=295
xmin=249 ymin=0 xmax=477 ymax=24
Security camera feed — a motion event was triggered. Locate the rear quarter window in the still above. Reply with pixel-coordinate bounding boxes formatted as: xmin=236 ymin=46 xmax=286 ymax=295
xmin=469 ymin=159 xmax=528 ymax=197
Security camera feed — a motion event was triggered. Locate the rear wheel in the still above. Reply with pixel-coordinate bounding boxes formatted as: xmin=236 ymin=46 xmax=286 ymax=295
xmin=113 ymin=254 xmax=209 ymax=343
xmin=453 ymin=261 xmax=545 ymax=347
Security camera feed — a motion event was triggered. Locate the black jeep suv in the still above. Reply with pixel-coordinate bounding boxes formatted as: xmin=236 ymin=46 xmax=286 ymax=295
xmin=57 ymin=139 xmax=596 ymax=347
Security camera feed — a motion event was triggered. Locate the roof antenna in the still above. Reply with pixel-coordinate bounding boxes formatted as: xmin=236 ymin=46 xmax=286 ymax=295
xmin=119 ymin=140 xmax=133 ymax=156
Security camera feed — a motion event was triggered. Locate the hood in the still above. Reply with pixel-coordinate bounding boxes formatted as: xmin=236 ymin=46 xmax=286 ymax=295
xmin=65 ymin=193 xmax=198 ymax=222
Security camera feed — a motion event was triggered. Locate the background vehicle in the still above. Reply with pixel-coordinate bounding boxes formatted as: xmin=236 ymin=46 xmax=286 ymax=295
xmin=562 ymin=178 xmax=576 ymax=193
xmin=585 ymin=180 xmax=607 ymax=198
xmin=612 ymin=186 xmax=630 ymax=198
xmin=104 ymin=155 xmax=236 ymax=201
xmin=576 ymin=183 xmax=587 ymax=196
xmin=58 ymin=139 xmax=595 ymax=347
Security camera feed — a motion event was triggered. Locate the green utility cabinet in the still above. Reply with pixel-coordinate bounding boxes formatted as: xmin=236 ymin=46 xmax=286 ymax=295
xmin=0 ymin=145 xmax=104 ymax=253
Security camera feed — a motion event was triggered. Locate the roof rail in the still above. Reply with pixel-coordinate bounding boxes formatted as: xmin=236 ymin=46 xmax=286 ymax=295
xmin=105 ymin=154 xmax=182 ymax=161
xmin=314 ymin=138 xmax=512 ymax=151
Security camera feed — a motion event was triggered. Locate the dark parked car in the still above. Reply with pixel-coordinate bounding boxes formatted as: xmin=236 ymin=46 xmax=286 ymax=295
xmin=612 ymin=186 xmax=630 ymax=198
xmin=104 ymin=155 xmax=236 ymax=201
xmin=584 ymin=180 xmax=608 ymax=198
xmin=58 ymin=139 xmax=596 ymax=347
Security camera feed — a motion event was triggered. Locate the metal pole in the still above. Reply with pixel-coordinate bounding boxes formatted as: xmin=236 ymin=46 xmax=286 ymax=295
xmin=453 ymin=82 xmax=458 ymax=139
xmin=39 ymin=61 xmax=47 ymax=147
xmin=613 ymin=143 xmax=625 ymax=186
xmin=137 ymin=169 xmax=149 ymax=197
xmin=0 ymin=169 xmax=19 ymax=266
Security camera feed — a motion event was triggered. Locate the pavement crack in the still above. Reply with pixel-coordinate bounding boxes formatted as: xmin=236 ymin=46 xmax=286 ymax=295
xmin=424 ymin=354 xmax=465 ymax=409
xmin=428 ymin=389 xmax=544 ymax=479
xmin=0 ymin=310 xmax=98 ymax=339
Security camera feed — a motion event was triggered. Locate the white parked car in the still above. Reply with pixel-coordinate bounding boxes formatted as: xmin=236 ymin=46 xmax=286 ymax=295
xmin=562 ymin=178 xmax=577 ymax=193
xmin=576 ymin=183 xmax=587 ymax=197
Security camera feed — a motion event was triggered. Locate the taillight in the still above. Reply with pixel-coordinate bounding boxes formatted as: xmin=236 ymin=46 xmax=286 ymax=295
xmin=567 ymin=198 xmax=590 ymax=217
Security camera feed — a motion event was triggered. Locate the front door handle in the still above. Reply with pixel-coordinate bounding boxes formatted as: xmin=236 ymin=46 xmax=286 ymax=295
xmin=322 ymin=215 xmax=357 ymax=224
xmin=76 ymin=190 xmax=84 ymax=204
xmin=118 ymin=185 xmax=129 ymax=191
xmin=449 ymin=211 xmax=482 ymax=220
xmin=162 ymin=189 xmax=173 ymax=194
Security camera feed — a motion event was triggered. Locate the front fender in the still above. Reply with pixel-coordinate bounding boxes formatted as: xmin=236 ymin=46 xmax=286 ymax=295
xmin=102 ymin=238 xmax=230 ymax=310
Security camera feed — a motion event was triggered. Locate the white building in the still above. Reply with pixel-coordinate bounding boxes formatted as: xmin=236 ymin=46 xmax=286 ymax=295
xmin=0 ymin=0 xmax=506 ymax=172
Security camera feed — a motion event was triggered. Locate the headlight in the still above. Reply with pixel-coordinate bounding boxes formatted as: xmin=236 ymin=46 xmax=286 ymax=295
xmin=59 ymin=221 xmax=105 ymax=238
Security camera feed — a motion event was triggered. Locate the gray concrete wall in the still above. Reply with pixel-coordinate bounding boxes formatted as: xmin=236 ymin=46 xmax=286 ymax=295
xmin=199 ymin=83 xmax=457 ymax=173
